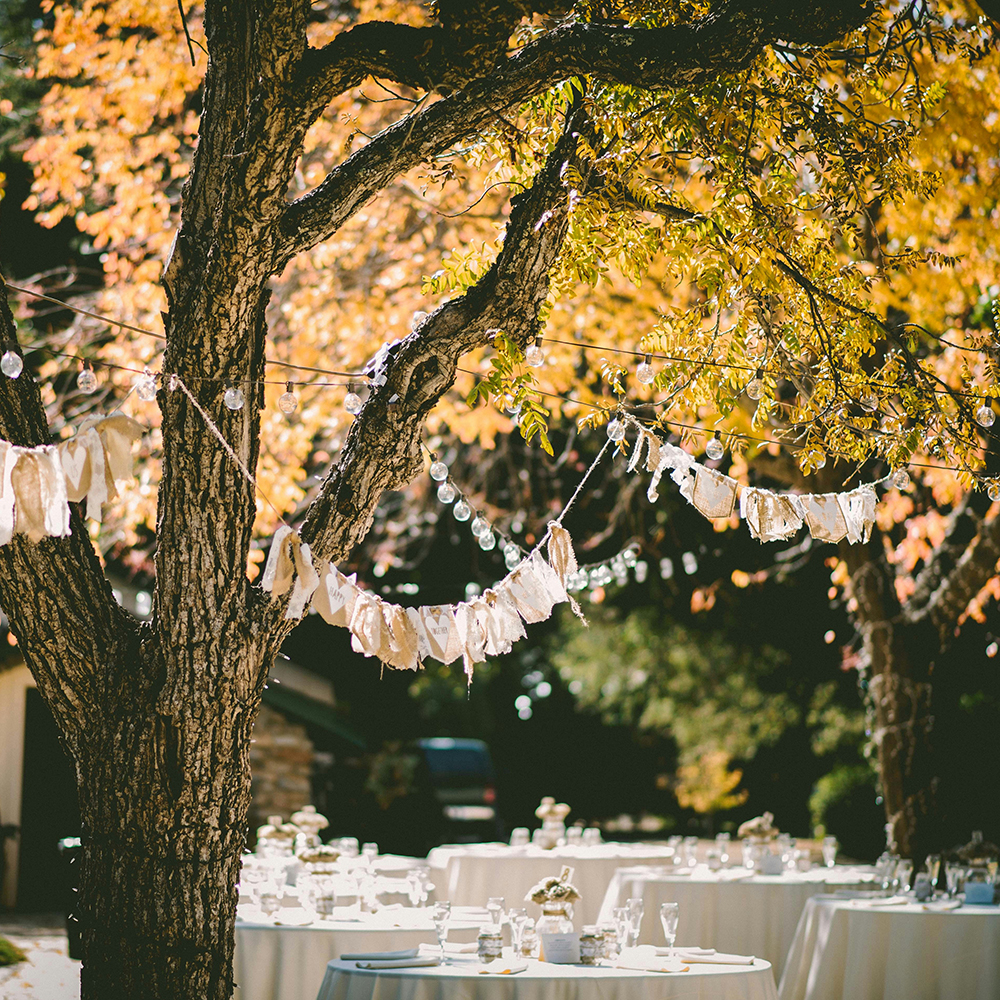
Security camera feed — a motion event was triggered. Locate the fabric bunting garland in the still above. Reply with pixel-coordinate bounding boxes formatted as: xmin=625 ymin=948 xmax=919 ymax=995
xmin=626 ymin=418 xmax=880 ymax=545
xmin=263 ymin=523 xmax=583 ymax=678
xmin=0 ymin=414 xmax=144 ymax=545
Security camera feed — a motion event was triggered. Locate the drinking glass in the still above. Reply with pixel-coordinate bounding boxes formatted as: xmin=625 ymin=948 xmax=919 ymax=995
xmin=742 ymin=839 xmax=757 ymax=870
xmin=659 ymin=902 xmax=679 ymax=956
xmin=258 ymin=881 xmax=282 ymax=917
xmin=913 ymin=872 xmax=933 ymax=901
xmin=822 ymin=836 xmax=838 ymax=868
xmin=582 ymin=827 xmax=602 ymax=847
xmin=362 ymin=842 xmax=379 ymax=865
xmin=509 ymin=827 xmax=530 ymax=848
xmin=880 ymin=855 xmax=900 ymax=895
xmin=509 ymin=907 xmax=528 ymax=954
xmin=432 ymin=901 xmax=451 ymax=961
xmin=894 ymin=859 xmax=913 ymax=894
xmin=407 ymin=870 xmax=423 ymax=907
xmin=924 ymin=854 xmax=942 ymax=890
xmin=715 ymin=832 xmax=731 ymax=867
xmin=626 ymin=896 xmax=644 ymax=948
xmin=683 ymin=836 xmax=699 ymax=868
xmin=338 ymin=837 xmax=360 ymax=858
xmin=566 ymin=826 xmax=583 ymax=847
xmin=487 ymin=897 xmax=505 ymax=928
xmin=612 ymin=906 xmax=630 ymax=955
xmin=778 ymin=833 xmax=794 ymax=870
xmin=945 ymin=863 xmax=962 ymax=897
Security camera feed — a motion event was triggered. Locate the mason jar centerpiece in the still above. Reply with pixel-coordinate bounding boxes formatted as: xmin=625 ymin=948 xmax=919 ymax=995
xmin=737 ymin=812 xmax=782 ymax=874
xmin=526 ymin=865 xmax=581 ymax=939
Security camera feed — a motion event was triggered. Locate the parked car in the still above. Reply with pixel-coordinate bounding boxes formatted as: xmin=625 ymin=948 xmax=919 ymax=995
xmin=415 ymin=737 xmax=503 ymax=845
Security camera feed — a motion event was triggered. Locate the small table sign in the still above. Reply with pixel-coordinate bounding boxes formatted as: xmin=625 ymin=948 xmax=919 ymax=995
xmin=539 ymin=932 xmax=581 ymax=964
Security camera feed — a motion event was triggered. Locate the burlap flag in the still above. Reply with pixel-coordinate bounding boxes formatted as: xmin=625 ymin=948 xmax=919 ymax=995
xmin=312 ymin=562 xmax=360 ymax=627
xmin=473 ymin=588 xmax=525 ymax=656
xmin=841 ymin=486 xmax=877 ymax=544
xmin=741 ymin=488 xmax=803 ymax=542
xmin=547 ymin=522 xmax=578 ymax=582
xmin=502 ymin=563 xmax=556 ymax=624
xmin=11 ymin=447 xmax=71 ymax=542
xmin=419 ymin=605 xmax=463 ymax=664
xmin=799 ymin=493 xmax=849 ymax=543
xmin=380 ymin=602 xmax=421 ymax=671
xmin=406 ymin=606 xmax=433 ymax=661
xmin=691 ymin=466 xmax=738 ymax=519
xmin=0 ymin=442 xmax=17 ymax=545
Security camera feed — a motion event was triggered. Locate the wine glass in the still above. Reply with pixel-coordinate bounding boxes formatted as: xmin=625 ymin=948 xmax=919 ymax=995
xmin=509 ymin=907 xmax=528 ymax=955
xmin=660 ymin=902 xmax=679 ymax=956
xmin=432 ymin=901 xmax=451 ymax=961
xmin=487 ymin=896 xmax=505 ymax=928
xmin=822 ymin=836 xmax=839 ymax=868
xmin=612 ymin=906 xmax=629 ymax=957
xmin=626 ymin=896 xmax=644 ymax=949
xmin=362 ymin=842 xmax=379 ymax=865
xmin=715 ymin=832 xmax=731 ymax=867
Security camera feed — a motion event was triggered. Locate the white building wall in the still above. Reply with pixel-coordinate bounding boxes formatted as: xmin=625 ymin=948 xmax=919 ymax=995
xmin=0 ymin=660 xmax=32 ymax=908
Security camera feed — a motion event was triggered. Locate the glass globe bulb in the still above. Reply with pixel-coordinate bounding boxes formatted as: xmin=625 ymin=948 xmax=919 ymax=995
xmin=1 ymin=350 xmax=23 ymax=379
xmin=437 ymin=482 xmax=456 ymax=504
xmin=636 ymin=353 xmax=655 ymax=384
xmin=607 ymin=418 xmax=626 ymax=442
xmin=429 ymin=461 xmax=449 ymax=482
xmin=278 ymin=388 xmax=298 ymax=414
xmin=976 ymin=403 xmax=995 ymax=428
xmin=135 ymin=373 xmax=157 ymax=401
xmin=745 ymin=377 xmax=764 ymax=401
xmin=344 ymin=391 xmax=363 ymax=414
xmin=224 ymin=386 xmax=245 ymax=410
xmin=503 ymin=543 xmax=521 ymax=569
xmin=989 ymin=482 xmax=1000 ymax=503
xmin=470 ymin=515 xmax=490 ymax=538
xmin=77 ymin=368 xmax=98 ymax=394
xmin=622 ymin=547 xmax=638 ymax=568
xmin=860 ymin=391 xmax=879 ymax=412
xmin=478 ymin=530 xmax=496 ymax=551
xmin=706 ymin=436 xmax=724 ymax=461
xmin=814 ymin=450 xmax=827 ymax=470
xmin=893 ymin=468 xmax=910 ymax=490
xmin=453 ymin=500 xmax=471 ymax=522
xmin=525 ymin=343 xmax=544 ymax=367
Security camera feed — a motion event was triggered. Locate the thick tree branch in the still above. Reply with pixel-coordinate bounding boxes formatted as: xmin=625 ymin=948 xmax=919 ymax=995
xmin=260 ymin=109 xmax=583 ymax=637
xmin=278 ymin=0 xmax=872 ymax=267
xmin=0 ymin=277 xmax=138 ymax=746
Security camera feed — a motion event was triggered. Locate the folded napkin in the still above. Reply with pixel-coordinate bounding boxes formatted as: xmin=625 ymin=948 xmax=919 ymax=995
xmin=922 ymin=900 xmax=962 ymax=912
xmin=479 ymin=959 xmax=528 ymax=975
xmin=612 ymin=957 xmax=689 ymax=974
xmin=856 ymin=896 xmax=909 ymax=907
xmin=341 ymin=948 xmax=420 ymax=961
xmin=355 ymin=958 xmax=441 ymax=970
xmin=676 ymin=952 xmax=755 ymax=965
xmin=443 ymin=942 xmax=479 ymax=954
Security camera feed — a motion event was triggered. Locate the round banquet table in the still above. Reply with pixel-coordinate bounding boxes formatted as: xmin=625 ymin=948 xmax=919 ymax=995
xmin=426 ymin=842 xmax=685 ymax=926
xmin=316 ymin=952 xmax=779 ymax=1000
xmin=598 ymin=865 xmax=875 ymax=981
xmin=777 ymin=896 xmax=1000 ymax=1000
xmin=233 ymin=905 xmax=483 ymax=1000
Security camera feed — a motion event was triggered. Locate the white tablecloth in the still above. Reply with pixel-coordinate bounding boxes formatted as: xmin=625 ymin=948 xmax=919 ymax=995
xmin=426 ymin=842 xmax=683 ymax=926
xmin=598 ymin=866 xmax=874 ymax=980
xmin=233 ymin=906 xmax=484 ymax=1000
xmin=316 ymin=952 xmax=778 ymax=1000
xmin=778 ymin=896 xmax=1000 ymax=1000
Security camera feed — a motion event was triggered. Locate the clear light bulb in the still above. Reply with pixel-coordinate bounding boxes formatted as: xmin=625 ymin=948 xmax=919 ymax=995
xmin=636 ymin=353 xmax=655 ymax=385
xmin=893 ymin=468 xmax=910 ymax=490
xmin=77 ymin=366 xmax=98 ymax=394
xmin=429 ymin=460 xmax=449 ymax=481
xmin=607 ymin=418 xmax=626 ymax=442
xmin=976 ymin=400 xmax=995 ymax=428
xmin=278 ymin=382 xmax=298 ymax=414
xmin=814 ymin=450 xmax=827 ymax=470
xmin=224 ymin=386 xmax=245 ymax=410
xmin=860 ymin=390 xmax=879 ymax=412
xmin=470 ymin=515 xmax=490 ymax=538
xmin=478 ymin=530 xmax=496 ymax=552
xmin=1 ymin=349 xmax=23 ymax=379
xmin=745 ymin=372 xmax=764 ymax=401
xmin=706 ymin=434 xmax=724 ymax=461
xmin=622 ymin=547 xmax=638 ymax=568
xmin=989 ymin=482 xmax=1000 ymax=502
xmin=453 ymin=500 xmax=471 ymax=522
xmin=503 ymin=543 xmax=521 ymax=570
xmin=525 ymin=336 xmax=544 ymax=368
xmin=135 ymin=371 xmax=157 ymax=401
xmin=344 ymin=386 xmax=363 ymax=414
xmin=437 ymin=482 xmax=456 ymax=504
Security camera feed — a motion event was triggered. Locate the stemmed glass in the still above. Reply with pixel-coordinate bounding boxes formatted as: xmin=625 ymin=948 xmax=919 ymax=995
xmin=659 ymin=902 xmax=679 ymax=957
xmin=612 ymin=906 xmax=629 ymax=957
xmin=822 ymin=836 xmax=839 ymax=868
xmin=626 ymin=896 xmax=644 ymax=949
xmin=509 ymin=907 xmax=528 ymax=956
xmin=432 ymin=901 xmax=451 ymax=961
xmin=487 ymin=896 xmax=505 ymax=928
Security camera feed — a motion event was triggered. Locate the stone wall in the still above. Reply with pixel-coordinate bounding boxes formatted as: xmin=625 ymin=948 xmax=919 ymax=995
xmin=248 ymin=703 xmax=314 ymax=840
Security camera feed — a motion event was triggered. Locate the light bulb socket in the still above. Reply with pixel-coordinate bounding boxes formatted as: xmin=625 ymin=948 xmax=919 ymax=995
xmin=285 ymin=381 xmax=294 ymax=393
xmin=533 ymin=335 xmax=543 ymax=348
xmin=643 ymin=353 xmax=652 ymax=364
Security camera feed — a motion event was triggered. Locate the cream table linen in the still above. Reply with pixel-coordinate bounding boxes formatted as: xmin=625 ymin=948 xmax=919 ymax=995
xmin=598 ymin=866 xmax=873 ymax=980
xmin=777 ymin=896 xmax=1000 ymax=1000
xmin=426 ymin=842 xmax=682 ymax=926
xmin=316 ymin=952 xmax=779 ymax=1000
xmin=234 ymin=906 xmax=482 ymax=1000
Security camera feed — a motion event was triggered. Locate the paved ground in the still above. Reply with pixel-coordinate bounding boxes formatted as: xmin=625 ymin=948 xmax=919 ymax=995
xmin=0 ymin=915 xmax=79 ymax=1000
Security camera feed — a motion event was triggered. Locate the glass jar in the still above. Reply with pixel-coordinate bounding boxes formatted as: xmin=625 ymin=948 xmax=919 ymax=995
xmin=598 ymin=923 xmax=618 ymax=960
xmin=536 ymin=902 xmax=574 ymax=936
xmin=964 ymin=865 xmax=996 ymax=905
xmin=478 ymin=926 xmax=503 ymax=963
xmin=521 ymin=918 xmax=538 ymax=958
xmin=579 ymin=926 xmax=600 ymax=965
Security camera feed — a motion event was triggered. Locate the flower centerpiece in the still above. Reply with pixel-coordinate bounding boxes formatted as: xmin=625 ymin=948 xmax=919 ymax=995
xmin=737 ymin=812 xmax=783 ymax=874
xmin=534 ymin=796 xmax=571 ymax=849
xmin=737 ymin=811 xmax=778 ymax=842
xmin=296 ymin=843 xmax=341 ymax=874
xmin=526 ymin=865 xmax=581 ymax=937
